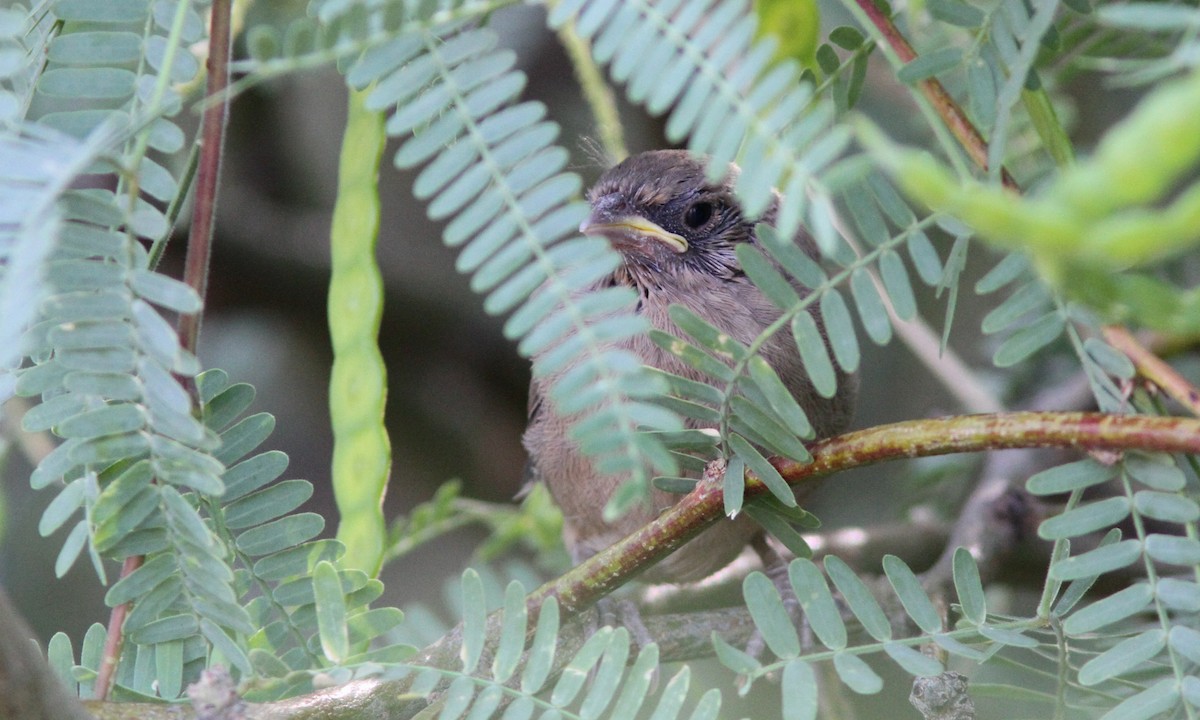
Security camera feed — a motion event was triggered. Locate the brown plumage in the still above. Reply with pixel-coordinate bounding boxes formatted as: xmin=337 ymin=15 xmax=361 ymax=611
xmin=523 ymin=150 xmax=857 ymax=584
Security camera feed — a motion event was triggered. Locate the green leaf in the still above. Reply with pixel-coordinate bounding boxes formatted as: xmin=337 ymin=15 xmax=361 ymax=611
xmin=897 ymin=48 xmax=963 ymax=84
xmin=1133 ymin=490 xmax=1200 ymax=523
xmin=993 ymin=311 xmax=1064 ymax=367
xmin=743 ymin=572 xmax=800 ymax=658
xmin=1097 ymin=679 xmax=1179 ymax=720
xmin=792 ymin=312 xmax=837 ymax=398
xmin=155 ymin=639 xmax=183 ymax=699
xmin=788 ymin=559 xmax=846 ymax=649
xmin=878 ymin=250 xmax=916 ymax=320
xmin=833 ymin=652 xmax=882 ymax=694
xmin=982 ymin=281 xmax=1050 ymax=334
xmin=223 ymin=450 xmax=289 ymax=501
xmin=130 ymin=270 xmax=202 ymax=314
xmin=201 ymin=620 xmax=252 ymax=677
xmin=313 ymin=561 xmax=349 ymax=663
xmin=819 ymin=290 xmax=860 ymax=373
xmin=730 ymin=433 xmax=797 ymax=507
xmin=649 ymin=330 xmax=736 ymax=382
xmin=712 ymin=631 xmax=762 ymax=675
xmin=47 ymin=632 xmax=77 ymax=694
xmin=883 ymin=642 xmax=942 ymax=676
xmin=56 ymin=520 xmax=89 ymax=578
xmin=1037 ymin=496 xmax=1131 ymax=540
xmin=829 ymin=26 xmax=864 ymax=49
xmin=1083 ymin=338 xmax=1135 ymax=379
xmin=39 ymin=477 xmax=88 ymax=537
xmin=552 ymin=627 xmax=610 ymax=707
xmin=202 ymin=382 xmax=256 ymax=432
xmin=1144 ymin=533 xmax=1200 ymax=565
xmin=57 ymin=402 xmax=145 ymax=439
xmin=746 ymin=356 xmax=813 ymax=438
xmin=1050 ymin=539 xmax=1140 ymax=580
xmin=824 ymin=555 xmax=891 ymax=641
xmin=236 ymin=513 xmax=325 ymax=556
xmin=743 ymin=501 xmax=812 ymax=558
xmin=928 ymin=0 xmax=984 ymax=25
xmin=521 ymin=596 xmax=558 ymax=694
xmin=850 ymin=268 xmax=891 ymax=345
xmin=223 ymin=479 xmax=313 ymax=530
xmin=1124 ymin=452 xmax=1186 ymax=491
xmin=781 ymin=660 xmax=817 ymax=720
xmin=883 ymin=555 xmax=941 ymax=634
xmin=687 ymin=688 xmax=722 ymax=720
xmin=668 ymin=305 xmax=748 ymax=362
xmin=648 ymin=665 xmax=690 ymax=720
xmin=757 ymin=224 xmax=827 ymax=289
xmin=609 ymin=643 xmax=658 ymax=719
xmin=1063 ymin=582 xmax=1153 ymax=636
xmin=492 ymin=581 xmax=527 ymax=683
xmin=1078 ymin=629 xmax=1165 ymax=685
xmin=460 ymin=568 xmax=486 ymax=674
xmin=128 ymin=613 xmax=199 ymax=645
xmin=932 ymin=633 xmax=985 ymax=661
xmin=977 ymin=626 xmax=1037 ymax=647
xmin=22 ymin=392 xmax=92 ymax=432
xmin=952 ymin=548 xmax=986 ymax=625
xmin=1170 ymin=625 xmax=1200 ymax=664
xmin=436 ymin=675 xmax=473 ymax=720
xmin=724 ymin=456 xmax=746 ymax=517
xmin=1053 ymin=531 xmax=1117 ymax=615
xmin=1026 ymin=459 xmax=1113 ymax=494
xmin=1157 ymin=579 xmax=1200 ymax=612
xmin=215 ymin=413 xmax=276 ymax=465
xmin=105 ymin=554 xmax=177 ymax=607
xmin=737 ymin=244 xmax=800 ymax=310
xmin=730 ymin=396 xmax=811 ymax=461
xmin=906 ymin=230 xmax=942 ymax=286
xmin=975 ymin=252 xmax=1028 ymax=294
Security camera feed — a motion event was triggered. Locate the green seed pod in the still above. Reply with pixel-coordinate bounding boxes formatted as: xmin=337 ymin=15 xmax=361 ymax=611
xmin=329 ymin=88 xmax=391 ymax=576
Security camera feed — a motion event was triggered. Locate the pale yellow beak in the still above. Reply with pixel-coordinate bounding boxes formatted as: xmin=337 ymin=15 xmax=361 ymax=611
xmin=579 ymin=214 xmax=689 ymax=253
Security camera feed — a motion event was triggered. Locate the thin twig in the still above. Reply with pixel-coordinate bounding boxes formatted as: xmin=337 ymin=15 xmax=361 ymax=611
xmin=1103 ymin=326 xmax=1200 ymax=417
xmin=94 ymin=0 xmax=234 ymax=701
xmin=851 ymin=0 xmax=1017 ymax=189
xmin=177 ymin=0 xmax=233 ymax=357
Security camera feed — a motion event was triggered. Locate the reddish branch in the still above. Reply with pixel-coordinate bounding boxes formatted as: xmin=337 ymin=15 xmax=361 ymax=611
xmin=94 ymin=0 xmax=235 ymax=701
xmin=853 ymin=0 xmax=1018 ymax=189
xmin=528 ymin=411 xmax=1200 ymax=617
xmin=1103 ymin=326 xmax=1200 ymax=417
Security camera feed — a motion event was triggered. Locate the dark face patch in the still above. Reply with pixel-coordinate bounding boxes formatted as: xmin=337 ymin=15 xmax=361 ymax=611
xmin=588 ymin=150 xmax=756 ymax=285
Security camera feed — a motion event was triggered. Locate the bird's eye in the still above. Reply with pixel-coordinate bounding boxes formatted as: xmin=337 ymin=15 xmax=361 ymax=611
xmin=683 ymin=201 xmax=714 ymax=229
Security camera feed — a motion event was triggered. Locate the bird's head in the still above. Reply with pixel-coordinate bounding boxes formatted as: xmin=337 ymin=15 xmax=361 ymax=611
xmin=581 ymin=150 xmax=759 ymax=287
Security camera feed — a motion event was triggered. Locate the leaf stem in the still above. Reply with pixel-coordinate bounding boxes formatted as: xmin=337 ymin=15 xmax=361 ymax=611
xmin=555 ymin=21 xmax=627 ymax=163
xmin=177 ymin=0 xmax=233 ymax=357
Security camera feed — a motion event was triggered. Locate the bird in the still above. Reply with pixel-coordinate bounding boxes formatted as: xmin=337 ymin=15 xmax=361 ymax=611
xmin=522 ymin=149 xmax=857 ymax=585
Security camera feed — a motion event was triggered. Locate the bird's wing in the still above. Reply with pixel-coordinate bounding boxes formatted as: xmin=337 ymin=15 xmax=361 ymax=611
xmin=515 ymin=376 xmax=545 ymax=499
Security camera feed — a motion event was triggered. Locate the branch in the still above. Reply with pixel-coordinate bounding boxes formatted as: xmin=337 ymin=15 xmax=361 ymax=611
xmin=851 ymin=0 xmax=1017 ymax=188
xmin=95 ymin=0 xmax=234 ymax=701
xmin=0 ymin=585 xmax=92 ymax=720
xmin=403 ymin=411 xmax=1200 ymax=690
xmin=1103 ymin=326 xmax=1200 ymax=417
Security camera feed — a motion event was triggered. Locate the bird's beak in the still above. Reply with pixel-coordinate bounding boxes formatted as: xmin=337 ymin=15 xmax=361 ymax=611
xmin=579 ymin=213 xmax=689 ymax=254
